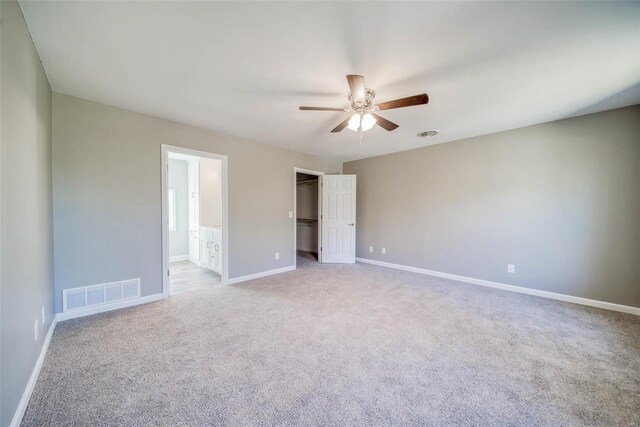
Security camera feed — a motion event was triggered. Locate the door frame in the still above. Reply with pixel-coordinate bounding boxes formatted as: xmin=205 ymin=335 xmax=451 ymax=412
xmin=162 ymin=144 xmax=229 ymax=297
xmin=293 ymin=167 xmax=324 ymax=268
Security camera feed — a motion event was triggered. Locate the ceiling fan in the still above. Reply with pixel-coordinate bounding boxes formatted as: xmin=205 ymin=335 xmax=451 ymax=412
xmin=299 ymin=74 xmax=429 ymax=133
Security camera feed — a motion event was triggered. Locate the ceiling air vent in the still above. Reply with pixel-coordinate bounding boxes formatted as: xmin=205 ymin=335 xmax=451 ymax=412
xmin=418 ymin=130 xmax=439 ymax=138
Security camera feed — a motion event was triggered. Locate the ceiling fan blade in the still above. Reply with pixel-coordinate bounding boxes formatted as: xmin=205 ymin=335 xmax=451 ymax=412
xmin=377 ymin=93 xmax=429 ymax=111
xmin=346 ymin=74 xmax=365 ymax=103
xmin=299 ymin=106 xmax=346 ymax=111
xmin=330 ymin=116 xmax=351 ymax=133
xmin=372 ymin=114 xmax=399 ymax=131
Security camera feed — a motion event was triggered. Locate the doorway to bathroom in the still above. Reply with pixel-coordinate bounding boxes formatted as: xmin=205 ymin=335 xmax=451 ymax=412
xmin=161 ymin=145 xmax=228 ymax=296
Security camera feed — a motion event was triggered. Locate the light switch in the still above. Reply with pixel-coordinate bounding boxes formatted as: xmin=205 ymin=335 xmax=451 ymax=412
xmin=288 ymin=211 xmax=293 ymax=218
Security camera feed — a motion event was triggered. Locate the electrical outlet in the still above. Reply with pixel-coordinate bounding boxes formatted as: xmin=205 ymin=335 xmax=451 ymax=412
xmin=34 ymin=320 xmax=38 ymax=341
xmin=41 ymin=306 xmax=45 ymax=325
xmin=369 ymin=246 xmax=373 ymax=253
xmin=381 ymin=248 xmax=386 ymax=255
xmin=288 ymin=211 xmax=293 ymax=218
xmin=275 ymin=252 xmax=280 ymax=260
xmin=507 ymin=264 xmax=516 ymax=273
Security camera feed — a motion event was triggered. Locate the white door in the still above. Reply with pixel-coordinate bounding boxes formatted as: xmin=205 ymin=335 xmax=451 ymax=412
xmin=321 ymin=175 xmax=356 ymax=263
xmin=188 ymin=161 xmax=200 ymax=264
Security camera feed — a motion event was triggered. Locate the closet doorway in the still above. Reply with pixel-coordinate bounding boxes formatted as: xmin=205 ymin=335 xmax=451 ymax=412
xmin=161 ymin=145 xmax=229 ymax=297
xmin=294 ymin=167 xmax=323 ymax=267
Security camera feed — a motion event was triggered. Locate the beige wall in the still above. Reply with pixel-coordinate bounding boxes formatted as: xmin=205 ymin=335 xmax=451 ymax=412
xmin=344 ymin=105 xmax=640 ymax=307
xmin=52 ymin=93 xmax=341 ymax=312
xmin=199 ymin=158 xmax=222 ymax=228
xmin=1 ymin=1 xmax=55 ymax=425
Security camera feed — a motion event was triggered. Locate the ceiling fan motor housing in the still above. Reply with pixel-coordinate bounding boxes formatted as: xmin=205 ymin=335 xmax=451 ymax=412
xmin=349 ymin=88 xmax=376 ymax=111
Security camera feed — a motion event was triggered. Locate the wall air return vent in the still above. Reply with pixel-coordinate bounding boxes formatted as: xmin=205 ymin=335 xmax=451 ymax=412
xmin=62 ymin=278 xmax=141 ymax=312
xmin=122 ymin=279 xmax=139 ymax=299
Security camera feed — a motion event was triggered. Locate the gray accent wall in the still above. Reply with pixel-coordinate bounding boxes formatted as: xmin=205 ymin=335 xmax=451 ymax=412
xmin=1 ymin=1 xmax=55 ymax=425
xmin=168 ymin=159 xmax=189 ymax=257
xmin=344 ymin=105 xmax=640 ymax=308
xmin=52 ymin=93 xmax=341 ymax=313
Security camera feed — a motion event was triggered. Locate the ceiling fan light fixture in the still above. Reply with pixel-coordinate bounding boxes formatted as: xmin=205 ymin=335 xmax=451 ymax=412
xmin=361 ymin=113 xmax=376 ymax=131
xmin=347 ymin=113 xmax=361 ymax=131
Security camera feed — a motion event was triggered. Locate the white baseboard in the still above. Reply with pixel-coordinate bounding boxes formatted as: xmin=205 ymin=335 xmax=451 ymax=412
xmin=227 ymin=265 xmax=295 ymax=285
xmin=10 ymin=315 xmax=58 ymax=427
xmin=356 ymin=257 xmax=640 ymax=316
xmin=170 ymin=254 xmax=189 ymax=262
xmin=57 ymin=293 xmax=165 ymax=322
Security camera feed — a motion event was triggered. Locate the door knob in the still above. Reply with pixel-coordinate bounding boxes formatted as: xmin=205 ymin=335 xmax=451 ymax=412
xmin=348 ymin=223 xmax=355 ymax=226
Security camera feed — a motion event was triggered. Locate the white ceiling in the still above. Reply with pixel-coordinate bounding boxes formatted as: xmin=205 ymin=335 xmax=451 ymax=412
xmin=20 ymin=1 xmax=640 ymax=161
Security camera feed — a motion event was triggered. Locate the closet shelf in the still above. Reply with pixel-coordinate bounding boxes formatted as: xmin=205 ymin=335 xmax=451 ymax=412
xmin=297 ymin=218 xmax=318 ymax=222
xmin=296 ymin=179 xmax=318 ymax=185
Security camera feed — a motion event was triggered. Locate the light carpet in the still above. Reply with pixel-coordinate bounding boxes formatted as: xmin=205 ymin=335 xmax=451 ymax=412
xmin=22 ymin=255 xmax=640 ymax=426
